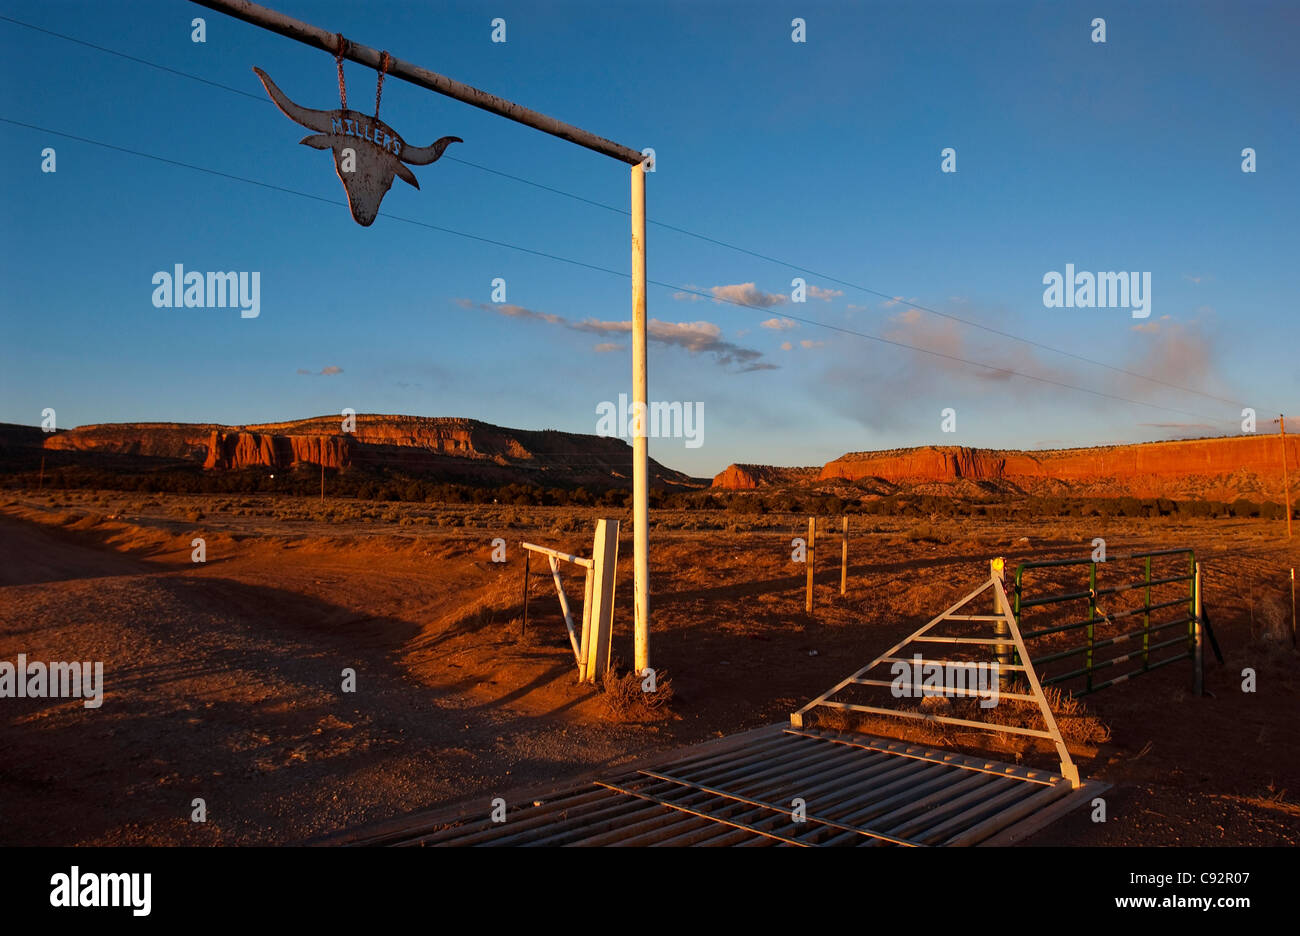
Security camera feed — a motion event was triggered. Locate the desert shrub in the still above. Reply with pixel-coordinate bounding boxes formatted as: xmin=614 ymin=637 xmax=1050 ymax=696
xmin=597 ymin=488 xmax=626 ymax=508
xmin=1040 ymin=686 xmax=1111 ymax=745
xmin=1115 ymin=497 xmax=1141 ymax=517
xmin=765 ymin=493 xmax=802 ymax=513
xmin=601 ymin=665 xmax=673 ymax=721
xmin=1230 ymin=498 xmax=1260 ymax=518
xmin=817 ymin=495 xmax=845 ymax=515
xmin=1254 ymin=592 xmax=1292 ymax=642
xmin=1178 ymin=498 xmax=1212 ymax=519
xmin=1261 ymin=501 xmax=1289 ymax=520
xmin=904 ymin=522 xmax=950 ymax=545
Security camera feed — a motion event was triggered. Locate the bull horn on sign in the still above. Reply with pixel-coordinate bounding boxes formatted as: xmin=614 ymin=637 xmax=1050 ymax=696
xmin=400 ymin=136 xmax=463 ymax=165
xmin=252 ymin=67 xmax=334 ymax=133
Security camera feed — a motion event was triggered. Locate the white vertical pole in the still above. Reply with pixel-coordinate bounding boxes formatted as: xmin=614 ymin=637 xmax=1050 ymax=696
xmin=1280 ymin=415 xmax=1292 ymax=540
xmin=1290 ymin=567 xmax=1296 ymax=648
xmin=840 ymin=515 xmax=848 ymax=596
xmin=991 ymin=557 xmax=1010 ymax=691
xmin=1193 ymin=562 xmax=1203 ymax=696
xmin=631 ymin=163 xmax=650 ymax=677
xmin=805 ymin=517 xmax=816 ymax=614
xmin=578 ymin=565 xmax=594 ymax=681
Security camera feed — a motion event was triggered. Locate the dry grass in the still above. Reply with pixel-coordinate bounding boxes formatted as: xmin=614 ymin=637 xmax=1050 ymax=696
xmin=904 ymin=522 xmax=952 ymax=545
xmin=1253 ymin=591 xmax=1294 ymax=644
xmin=600 ymin=664 xmax=674 ymax=722
xmin=804 ymin=681 xmax=1110 ymax=763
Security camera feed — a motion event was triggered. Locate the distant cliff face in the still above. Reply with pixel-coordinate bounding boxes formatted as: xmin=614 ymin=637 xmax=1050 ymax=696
xmin=713 ymin=436 xmax=1300 ymax=501
xmin=711 ymin=464 xmax=820 ymax=489
xmin=202 ymin=430 xmax=358 ymax=470
xmin=43 ymin=422 xmax=215 ymax=461
xmin=44 ymin=415 xmax=699 ymax=488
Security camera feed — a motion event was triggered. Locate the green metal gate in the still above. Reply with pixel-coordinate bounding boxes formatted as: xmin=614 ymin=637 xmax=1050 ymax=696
xmin=1011 ymin=549 xmax=1199 ymax=695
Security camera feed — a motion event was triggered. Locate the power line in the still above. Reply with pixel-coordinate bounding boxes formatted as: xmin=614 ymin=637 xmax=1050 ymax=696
xmin=0 ymin=11 xmax=1252 ymax=413
xmin=0 ymin=115 xmax=1237 ymax=428
xmin=656 ymin=282 xmax=1233 ymax=421
xmin=424 ymin=160 xmax=1251 ymax=412
xmin=0 ymin=13 xmax=268 ymax=102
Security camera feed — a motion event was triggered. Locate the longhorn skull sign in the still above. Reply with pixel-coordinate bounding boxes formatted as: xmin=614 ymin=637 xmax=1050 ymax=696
xmin=253 ymin=66 xmax=461 ymax=226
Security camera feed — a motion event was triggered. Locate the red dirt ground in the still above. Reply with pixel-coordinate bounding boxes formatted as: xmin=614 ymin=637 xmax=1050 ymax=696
xmin=1 ymin=490 xmax=1296 ymax=845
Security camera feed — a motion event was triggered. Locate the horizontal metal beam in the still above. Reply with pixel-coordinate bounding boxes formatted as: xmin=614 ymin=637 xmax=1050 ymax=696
xmin=812 ymin=701 xmax=1057 ymax=740
xmin=850 ymin=677 xmax=1038 ymax=703
xmin=877 ymin=655 xmax=1028 ymax=672
xmin=635 ymin=768 xmax=923 ymax=846
xmin=1095 ymin=573 xmax=1191 ymax=597
xmin=593 ymin=780 xmax=811 ymax=846
xmin=1015 ymin=548 xmax=1192 ymax=574
xmin=189 ymin=0 xmax=646 ymax=165
xmin=1019 ymin=596 xmax=1187 ymax=639
xmin=912 ymin=636 xmax=1016 ymax=645
xmin=521 ymin=542 xmax=594 ymax=568
xmin=784 ymin=729 xmax=1060 ymax=785
xmin=1081 ymin=651 xmax=1192 ymax=692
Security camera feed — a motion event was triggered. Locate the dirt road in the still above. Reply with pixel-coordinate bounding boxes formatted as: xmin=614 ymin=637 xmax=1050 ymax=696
xmin=2 ymin=494 xmax=1297 ymax=845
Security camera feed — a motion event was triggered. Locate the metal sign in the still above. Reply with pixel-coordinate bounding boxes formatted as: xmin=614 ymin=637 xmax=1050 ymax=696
xmin=253 ymin=66 xmax=460 ymax=226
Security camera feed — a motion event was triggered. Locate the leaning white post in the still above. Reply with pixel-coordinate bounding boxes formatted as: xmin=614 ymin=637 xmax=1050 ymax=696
xmin=586 ymin=519 xmax=621 ymax=682
xmin=631 ymin=162 xmax=650 ymax=678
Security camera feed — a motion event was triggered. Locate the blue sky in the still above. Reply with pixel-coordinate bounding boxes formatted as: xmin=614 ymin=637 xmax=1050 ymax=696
xmin=1 ymin=0 xmax=1296 ymax=477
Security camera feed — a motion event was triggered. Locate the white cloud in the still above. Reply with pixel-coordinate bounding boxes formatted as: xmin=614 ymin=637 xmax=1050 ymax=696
xmin=710 ymin=282 xmax=788 ymax=308
xmin=456 ymin=298 xmax=563 ymax=324
xmin=808 ymin=285 xmax=843 ymax=301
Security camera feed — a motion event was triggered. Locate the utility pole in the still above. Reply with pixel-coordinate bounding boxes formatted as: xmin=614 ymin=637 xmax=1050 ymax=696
xmin=1274 ymin=415 xmax=1292 ymax=540
xmin=192 ymin=0 xmax=652 ymax=670
xmin=631 ymin=162 xmax=650 ymax=676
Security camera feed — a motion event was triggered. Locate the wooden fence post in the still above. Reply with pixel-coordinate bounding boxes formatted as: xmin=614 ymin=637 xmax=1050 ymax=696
xmin=806 ymin=517 xmax=816 ymax=614
xmin=991 ymin=557 xmax=1011 ymax=691
xmin=584 ymin=518 xmax=621 ymax=682
xmin=1291 ymin=567 xmax=1297 ymax=649
xmin=521 ymin=550 xmax=530 ymax=639
xmin=840 ymin=515 xmax=848 ymax=597
xmin=1193 ymin=562 xmax=1204 ymax=696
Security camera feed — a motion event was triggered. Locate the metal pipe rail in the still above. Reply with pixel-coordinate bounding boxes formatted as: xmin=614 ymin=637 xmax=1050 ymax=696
xmin=519 ymin=542 xmax=594 ymax=569
xmin=521 ymin=542 xmax=594 ymax=664
xmin=1031 ymin=616 xmax=1194 ymax=666
xmin=1012 ymin=549 xmax=1200 ymax=695
xmin=792 ymin=570 xmax=1083 ymax=787
xmin=1020 ymin=596 xmax=1188 ymax=639
xmin=192 ymin=0 xmax=649 ymax=679
xmin=189 ymin=0 xmax=646 ymax=165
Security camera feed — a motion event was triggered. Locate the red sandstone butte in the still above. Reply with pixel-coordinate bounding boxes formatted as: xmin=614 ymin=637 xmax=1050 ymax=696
xmin=43 ymin=415 xmax=698 ymax=487
xmin=819 ymin=437 xmax=1300 ymax=499
xmin=713 ymin=435 xmax=1300 ymax=502
xmin=711 ymin=464 xmax=821 ymax=489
